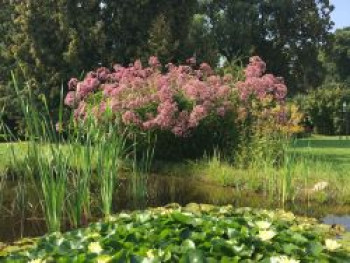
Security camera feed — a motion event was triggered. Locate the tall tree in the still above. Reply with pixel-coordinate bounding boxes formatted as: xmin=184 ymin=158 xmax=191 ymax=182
xmin=102 ymin=0 xmax=197 ymax=64
xmin=199 ymin=0 xmax=334 ymax=93
xmin=147 ymin=14 xmax=178 ymax=63
xmin=186 ymin=14 xmax=220 ymax=66
xmin=325 ymin=27 xmax=350 ymax=84
xmin=0 ymin=0 xmax=197 ymax=131
xmin=0 ymin=1 xmax=21 ymax=131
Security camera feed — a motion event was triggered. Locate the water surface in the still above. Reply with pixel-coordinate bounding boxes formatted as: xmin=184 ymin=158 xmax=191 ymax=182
xmin=1 ymin=175 xmax=350 ymax=242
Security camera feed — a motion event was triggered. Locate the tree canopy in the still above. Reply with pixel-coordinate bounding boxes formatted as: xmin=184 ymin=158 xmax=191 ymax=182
xmin=327 ymin=27 xmax=350 ymax=84
xmin=0 ymin=0 xmax=346 ymax=131
xmin=198 ymin=0 xmax=334 ymax=93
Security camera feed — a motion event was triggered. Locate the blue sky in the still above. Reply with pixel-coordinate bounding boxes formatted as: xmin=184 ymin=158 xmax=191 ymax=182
xmin=331 ymin=0 xmax=350 ymax=30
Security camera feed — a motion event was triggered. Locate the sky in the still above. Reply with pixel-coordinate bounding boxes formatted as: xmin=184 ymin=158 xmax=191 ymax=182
xmin=330 ymin=0 xmax=350 ymax=30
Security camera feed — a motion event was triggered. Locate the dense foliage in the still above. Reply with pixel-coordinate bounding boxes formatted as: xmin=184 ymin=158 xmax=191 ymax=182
xmin=63 ymin=56 xmax=301 ymax=160
xmin=0 ymin=0 xmax=340 ymax=132
xmin=294 ymin=83 xmax=350 ymax=135
xmin=1 ymin=204 xmax=349 ymax=262
xmin=197 ymin=0 xmax=334 ymax=92
xmin=0 ymin=0 xmax=197 ymax=132
xmin=323 ymin=27 xmax=350 ymax=84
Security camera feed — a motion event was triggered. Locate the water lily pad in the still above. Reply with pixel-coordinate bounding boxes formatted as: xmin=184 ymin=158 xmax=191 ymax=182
xmin=1 ymin=204 xmax=349 ymax=262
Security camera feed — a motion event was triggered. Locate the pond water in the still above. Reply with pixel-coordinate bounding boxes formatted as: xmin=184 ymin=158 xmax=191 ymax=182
xmin=1 ymin=175 xmax=350 ymax=242
xmin=322 ymin=215 xmax=350 ymax=231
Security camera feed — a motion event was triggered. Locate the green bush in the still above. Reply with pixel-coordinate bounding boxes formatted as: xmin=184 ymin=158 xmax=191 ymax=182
xmin=294 ymin=83 xmax=350 ymax=135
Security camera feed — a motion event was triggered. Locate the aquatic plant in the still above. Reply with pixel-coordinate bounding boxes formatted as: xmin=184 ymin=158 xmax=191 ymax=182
xmin=1 ymin=204 xmax=349 ymax=262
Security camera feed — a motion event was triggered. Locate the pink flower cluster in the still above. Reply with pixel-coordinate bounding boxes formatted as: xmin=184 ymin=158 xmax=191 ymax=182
xmin=65 ymin=57 xmax=233 ymax=136
xmin=64 ymin=56 xmax=292 ymax=137
xmin=237 ymin=56 xmax=287 ymax=101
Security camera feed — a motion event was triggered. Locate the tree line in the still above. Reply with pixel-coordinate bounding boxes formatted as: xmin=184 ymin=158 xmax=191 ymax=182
xmin=0 ymin=0 xmax=348 ymax=132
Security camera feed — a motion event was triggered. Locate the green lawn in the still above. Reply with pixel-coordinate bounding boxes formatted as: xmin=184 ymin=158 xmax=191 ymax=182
xmin=2 ymin=135 xmax=349 ymax=171
xmin=291 ymin=135 xmax=350 ymax=169
xmin=0 ymin=142 xmax=28 ymax=173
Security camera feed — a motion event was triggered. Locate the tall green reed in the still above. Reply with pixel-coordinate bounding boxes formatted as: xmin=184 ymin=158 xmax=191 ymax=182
xmin=8 ymin=72 xmax=130 ymax=231
xmin=65 ymin=126 xmax=93 ymax=227
xmin=0 ymin=115 xmax=5 ymax=210
xmin=0 ymin=171 xmax=5 ymax=214
xmin=130 ymin=132 xmax=156 ymax=208
xmin=95 ymin=124 xmax=125 ymax=217
xmin=281 ymin=142 xmax=294 ymax=204
xmin=12 ymin=73 xmax=68 ymax=232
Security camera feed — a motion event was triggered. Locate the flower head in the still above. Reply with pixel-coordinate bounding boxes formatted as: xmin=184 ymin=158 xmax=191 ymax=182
xmin=255 ymin=220 xmax=272 ymax=230
xmin=325 ymin=239 xmax=341 ymax=251
xmin=29 ymin=259 xmax=46 ymax=263
xmin=88 ymin=242 xmax=103 ymax=254
xmin=148 ymin=56 xmax=160 ymax=68
xmin=68 ymin=78 xmax=78 ymax=90
xmin=258 ymin=230 xmax=276 ymax=241
xmin=270 ymin=255 xmax=300 ymax=263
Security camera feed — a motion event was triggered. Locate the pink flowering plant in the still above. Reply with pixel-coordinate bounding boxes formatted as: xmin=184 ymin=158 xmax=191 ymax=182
xmin=64 ymin=56 xmax=301 ymax=161
xmin=236 ymin=56 xmax=287 ymax=123
xmin=64 ymin=57 xmax=238 ymax=159
xmin=66 ymin=57 xmax=233 ymax=136
xmin=235 ymin=56 xmax=303 ymax=135
xmin=235 ymin=56 xmax=303 ymax=166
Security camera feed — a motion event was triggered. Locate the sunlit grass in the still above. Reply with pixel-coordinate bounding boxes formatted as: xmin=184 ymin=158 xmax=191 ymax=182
xmin=1 ymin=135 xmax=350 ymax=207
xmin=155 ymin=135 xmax=350 ymax=203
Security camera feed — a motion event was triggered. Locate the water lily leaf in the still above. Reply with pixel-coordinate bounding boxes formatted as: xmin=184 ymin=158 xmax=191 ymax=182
xmin=290 ymin=233 xmax=308 ymax=244
xmin=159 ymin=229 xmax=172 ymax=240
xmin=112 ymin=249 xmax=128 ymax=262
xmin=136 ymin=213 xmax=151 ymax=223
xmin=282 ymin=243 xmax=300 ymax=254
xmin=180 ymin=249 xmax=206 ymax=263
xmin=171 ymin=212 xmax=195 ymax=225
xmin=2 ymin=204 xmax=350 ymax=262
xmin=227 ymin=228 xmax=238 ymax=238
xmin=191 ymin=231 xmax=206 ymax=242
xmin=182 ymin=239 xmax=196 ymax=250
xmin=211 ymin=239 xmax=234 ymax=256
xmin=307 ymin=241 xmax=323 ymax=256
xmin=220 ymin=256 xmax=240 ymax=263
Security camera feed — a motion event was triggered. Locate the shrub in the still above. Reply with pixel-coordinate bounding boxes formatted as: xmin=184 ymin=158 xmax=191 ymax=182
xmin=294 ymin=83 xmax=350 ymax=135
xmin=64 ymin=56 xmax=302 ymax=162
xmin=235 ymin=57 xmax=303 ymax=166
xmin=64 ymin=57 xmax=238 ymax=160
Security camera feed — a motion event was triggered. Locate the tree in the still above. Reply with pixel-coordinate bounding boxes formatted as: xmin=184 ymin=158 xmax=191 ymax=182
xmin=186 ymin=14 xmax=220 ymax=66
xmin=0 ymin=1 xmax=22 ymax=131
xmin=0 ymin=0 xmax=197 ymax=132
xmin=326 ymin=27 xmax=350 ymax=84
xmin=198 ymin=0 xmax=334 ymax=93
xmin=147 ymin=14 xmax=178 ymax=63
xmin=102 ymin=0 xmax=197 ymax=64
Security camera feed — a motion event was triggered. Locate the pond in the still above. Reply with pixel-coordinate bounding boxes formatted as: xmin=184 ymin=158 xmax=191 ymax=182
xmin=1 ymin=175 xmax=350 ymax=242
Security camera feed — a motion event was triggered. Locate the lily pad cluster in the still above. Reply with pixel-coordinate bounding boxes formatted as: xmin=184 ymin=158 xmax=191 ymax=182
xmin=1 ymin=204 xmax=349 ymax=262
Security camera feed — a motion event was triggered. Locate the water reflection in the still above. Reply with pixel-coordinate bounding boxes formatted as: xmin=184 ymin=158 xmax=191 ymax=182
xmin=1 ymin=175 xmax=350 ymax=242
